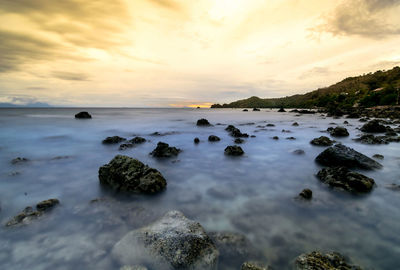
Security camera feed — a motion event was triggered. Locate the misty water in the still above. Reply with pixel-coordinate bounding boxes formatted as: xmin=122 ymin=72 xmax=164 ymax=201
xmin=0 ymin=108 xmax=400 ymax=270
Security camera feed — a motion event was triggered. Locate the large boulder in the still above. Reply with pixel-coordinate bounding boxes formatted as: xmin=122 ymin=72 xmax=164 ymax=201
xmin=294 ymin=251 xmax=363 ymax=270
xmin=150 ymin=142 xmax=181 ymax=158
xmin=317 ymin=166 xmax=375 ymax=193
xmin=315 ymin=144 xmax=382 ymax=170
xmin=98 ymin=155 xmax=167 ymax=194
xmin=112 ymin=210 xmax=219 ymax=270
xmin=327 ymin=126 xmax=349 ymax=137
xmin=360 ymin=120 xmax=387 ymax=133
xmin=197 ymin=118 xmax=211 ymax=126
xmin=75 ymin=111 xmax=92 ymax=119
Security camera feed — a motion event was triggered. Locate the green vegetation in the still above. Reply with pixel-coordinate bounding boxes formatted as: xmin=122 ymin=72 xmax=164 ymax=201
xmin=211 ymin=66 xmax=400 ymax=109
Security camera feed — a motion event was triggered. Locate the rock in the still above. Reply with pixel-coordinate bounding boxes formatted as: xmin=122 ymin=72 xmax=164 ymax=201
xmin=235 ymin=138 xmax=245 ymax=144
xmin=359 ymin=118 xmax=369 ymax=122
xmin=243 ymin=109 xmax=248 ymax=112
xmin=310 ymin=136 xmax=334 ymax=146
xmin=6 ymin=207 xmax=42 ymax=227
xmin=294 ymin=251 xmax=363 ymax=270
xmin=129 ymin=137 xmax=146 ymax=144
xmin=194 ymin=137 xmax=200 ymax=144
xmin=150 ymin=142 xmax=181 ymax=158
xmin=354 ymin=134 xmax=388 ymax=145
xmin=278 ymin=107 xmax=286 ymax=112
xmin=286 ymin=137 xmax=296 ymax=140
xmin=360 ymin=120 xmax=387 ymax=133
xmin=197 ymin=118 xmax=211 ymax=126
xmin=315 ymin=144 xmax=382 ymax=170
xmin=266 ymin=124 xmax=275 ymax=127
xmin=225 ymin=125 xmax=249 ymax=138
xmin=224 ymin=145 xmax=244 ymax=156
xmin=327 ymin=126 xmax=349 ymax=137
xmin=343 ymin=121 xmax=349 ymax=124
xmin=298 ymin=189 xmax=312 ymax=199
xmin=150 ymin=131 xmax=179 ymax=136
xmin=292 ymin=122 xmax=299 ymax=126
xmin=120 ymin=266 xmax=148 ymax=270
xmin=372 ymin=154 xmax=384 ymax=159
xmin=112 ymin=210 xmax=219 ymax=270
xmin=241 ymin=261 xmax=271 ymax=270
xmin=272 ymin=136 xmax=279 ymax=140
xmin=103 ymin=136 xmax=126 ymax=144
xmin=293 ymin=149 xmax=305 ymax=155
xmin=98 ymin=155 xmax=167 ymax=194
xmin=317 ymin=166 xmax=375 ymax=193
xmin=253 ymin=108 xmax=260 ymax=111
xmin=282 ymin=129 xmax=291 ymax=133
xmin=36 ymin=198 xmax=60 ymax=212
xmin=75 ymin=111 xmax=92 ymax=119
xmin=298 ymin=109 xmax=315 ymax=114
xmin=11 ymin=157 xmax=29 ymax=164
xmin=208 ymin=135 xmax=221 ymax=142
xmin=119 ymin=143 xmax=134 ymax=150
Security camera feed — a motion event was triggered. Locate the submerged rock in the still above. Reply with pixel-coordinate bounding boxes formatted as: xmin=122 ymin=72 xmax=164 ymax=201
xmin=293 ymin=149 xmax=305 ymax=155
xmin=272 ymin=136 xmax=279 ymax=140
xmin=294 ymin=251 xmax=363 ymax=270
xmin=11 ymin=157 xmax=29 ymax=164
xmin=225 ymin=125 xmax=249 ymax=138
xmin=112 ymin=210 xmax=219 ymax=270
xmin=224 ymin=145 xmax=244 ymax=156
xmin=360 ymin=120 xmax=387 ymax=133
xmin=235 ymin=138 xmax=245 ymax=144
xmin=286 ymin=137 xmax=296 ymax=140
xmin=327 ymin=126 xmax=349 ymax=137
xmin=75 ymin=111 xmax=92 ymax=119
xmin=310 ymin=136 xmax=333 ymax=146
xmin=98 ymin=155 xmax=167 ymax=194
xmin=241 ymin=261 xmax=271 ymax=270
xmin=197 ymin=118 xmax=211 ymax=126
xmin=317 ymin=166 xmax=375 ymax=193
xmin=194 ymin=137 xmax=200 ymax=144
xmin=150 ymin=142 xmax=181 ymax=158
xmin=103 ymin=136 xmax=126 ymax=144
xmin=372 ymin=154 xmax=384 ymax=160
xmin=315 ymin=144 xmax=382 ymax=170
xmin=119 ymin=143 xmax=134 ymax=150
xmin=129 ymin=137 xmax=146 ymax=144
xmin=208 ymin=135 xmax=221 ymax=142
xmin=298 ymin=189 xmax=312 ymax=200
xmin=36 ymin=198 xmax=60 ymax=212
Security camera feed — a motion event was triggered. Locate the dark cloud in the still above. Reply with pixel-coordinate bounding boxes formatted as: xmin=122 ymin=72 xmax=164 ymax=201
xmin=51 ymin=71 xmax=89 ymax=81
xmin=313 ymin=0 xmax=400 ymax=38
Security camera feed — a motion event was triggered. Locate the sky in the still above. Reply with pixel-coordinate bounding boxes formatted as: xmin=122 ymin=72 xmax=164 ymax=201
xmin=1 ymin=0 xmax=400 ymax=107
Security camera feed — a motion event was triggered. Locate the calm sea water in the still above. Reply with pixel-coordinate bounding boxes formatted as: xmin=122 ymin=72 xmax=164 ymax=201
xmin=0 ymin=108 xmax=399 ymax=270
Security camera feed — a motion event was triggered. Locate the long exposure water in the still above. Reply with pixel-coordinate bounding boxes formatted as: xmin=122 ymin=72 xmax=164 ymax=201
xmin=0 ymin=108 xmax=399 ymax=269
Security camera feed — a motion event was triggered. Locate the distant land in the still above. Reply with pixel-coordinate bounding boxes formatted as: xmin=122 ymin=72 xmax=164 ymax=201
xmin=0 ymin=102 xmax=52 ymax=108
xmin=211 ymin=66 xmax=400 ymax=109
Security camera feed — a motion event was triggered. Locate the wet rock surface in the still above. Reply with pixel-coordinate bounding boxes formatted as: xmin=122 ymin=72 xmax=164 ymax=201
xmin=194 ymin=137 xmax=200 ymax=144
xmin=225 ymin=145 xmax=244 ymax=156
xmin=298 ymin=189 xmax=312 ymax=200
xmin=294 ymin=251 xmax=363 ymax=270
xmin=36 ymin=198 xmax=60 ymax=212
xmin=197 ymin=118 xmax=211 ymax=126
xmin=208 ymin=135 xmax=221 ymax=142
xmin=315 ymin=144 xmax=382 ymax=170
xmin=150 ymin=142 xmax=181 ymax=158
xmin=103 ymin=136 xmax=126 ymax=144
xmin=310 ymin=136 xmax=334 ymax=146
xmin=129 ymin=137 xmax=146 ymax=144
xmin=112 ymin=210 xmax=219 ymax=270
xmin=327 ymin=126 xmax=349 ymax=137
xmin=360 ymin=120 xmax=387 ymax=133
xmin=226 ymin=125 xmax=249 ymax=138
xmin=241 ymin=261 xmax=271 ymax=270
xmin=75 ymin=111 xmax=92 ymax=119
xmin=317 ymin=166 xmax=375 ymax=193
xmin=98 ymin=155 xmax=167 ymax=194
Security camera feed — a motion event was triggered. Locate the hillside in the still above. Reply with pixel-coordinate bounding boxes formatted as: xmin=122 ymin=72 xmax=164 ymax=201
xmin=211 ymin=66 xmax=400 ymax=109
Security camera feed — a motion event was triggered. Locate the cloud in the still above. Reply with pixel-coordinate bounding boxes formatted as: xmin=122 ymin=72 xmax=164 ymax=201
xmin=0 ymin=95 xmax=51 ymax=106
xmin=51 ymin=71 xmax=89 ymax=81
xmin=312 ymin=0 xmax=400 ymax=38
xmin=299 ymin=67 xmax=331 ymax=80
xmin=147 ymin=0 xmax=180 ymax=10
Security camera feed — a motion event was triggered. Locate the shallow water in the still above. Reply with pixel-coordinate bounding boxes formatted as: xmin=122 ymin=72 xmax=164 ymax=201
xmin=0 ymin=108 xmax=399 ymax=270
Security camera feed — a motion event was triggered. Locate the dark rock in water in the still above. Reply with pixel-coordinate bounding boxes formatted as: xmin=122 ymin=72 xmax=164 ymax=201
xmin=298 ymin=189 xmax=312 ymax=199
xmin=11 ymin=157 xmax=29 ymax=164
xmin=209 ymin=232 xmax=260 ymax=269
xmin=292 ymin=122 xmax=299 ymax=126
xmin=298 ymin=109 xmax=315 ymax=114
xmin=317 ymin=166 xmax=375 ymax=193
xmin=282 ymin=129 xmax=291 ymax=133
xmin=112 ymin=210 xmax=219 ymax=270
xmin=235 ymin=138 xmax=245 ymax=144
xmin=286 ymin=137 xmax=296 ymax=140
xmin=327 ymin=126 xmax=349 ymax=137
xmin=119 ymin=143 xmax=134 ymax=150
xmin=208 ymin=135 xmax=221 ymax=142
xmin=129 ymin=136 xmax=146 ymax=144
xmin=103 ymin=136 xmax=126 ymax=144
xmin=99 ymin=155 xmax=167 ymax=194
xmin=36 ymin=199 xmax=60 ymax=212
xmin=315 ymin=144 xmax=382 ymax=170
xmin=386 ymin=183 xmax=400 ymax=191
xmin=253 ymin=108 xmax=260 ymax=111
xmin=75 ymin=111 xmax=92 ymax=119
xmin=251 ymin=135 xmax=256 ymax=138
xmin=225 ymin=145 xmax=244 ymax=156
xmin=360 ymin=120 xmax=387 ymax=133
xmin=278 ymin=107 xmax=286 ymax=112
xmin=150 ymin=142 xmax=181 ymax=158
xmin=243 ymin=109 xmax=248 ymax=112
xmin=294 ymin=251 xmax=363 ymax=270
xmin=293 ymin=149 xmax=305 ymax=155
xmin=150 ymin=131 xmax=179 ymax=136
xmin=194 ymin=137 xmax=200 ymax=144
xmin=310 ymin=136 xmax=334 ymax=146
xmin=373 ymin=154 xmax=384 ymax=159
xmin=266 ymin=124 xmax=275 ymax=127
xmin=346 ymin=112 xmax=360 ymax=119
xmin=343 ymin=120 xmax=349 ymax=124
xmin=197 ymin=118 xmax=211 ymax=126
xmin=354 ymin=134 xmax=388 ymax=145
xmin=241 ymin=262 xmax=271 ymax=270
xmin=272 ymin=136 xmax=279 ymax=140
xmin=359 ymin=118 xmax=369 ymax=122
xmin=226 ymin=125 xmax=249 ymax=138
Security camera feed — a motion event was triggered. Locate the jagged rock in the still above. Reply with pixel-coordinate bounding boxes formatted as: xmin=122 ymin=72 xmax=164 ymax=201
xmin=310 ymin=136 xmax=334 ymax=146
xmin=294 ymin=251 xmax=363 ymax=270
xmin=208 ymin=135 xmax=221 ymax=142
xmin=197 ymin=118 xmax=211 ymax=126
xmin=103 ymin=136 xmax=126 ymax=144
xmin=224 ymin=145 xmax=244 ymax=156
xmin=235 ymin=138 xmax=245 ymax=144
xmin=327 ymin=126 xmax=349 ymax=137
xmin=150 ymin=142 xmax=181 ymax=158
xmin=278 ymin=107 xmax=286 ymax=112
xmin=293 ymin=149 xmax=305 ymax=155
xmin=241 ymin=261 xmax=271 ymax=270
xmin=112 ymin=210 xmax=219 ymax=270
xmin=315 ymin=144 xmax=382 ymax=170
xmin=292 ymin=122 xmax=299 ymax=126
xmin=98 ymin=155 xmax=167 ymax=194
xmin=298 ymin=189 xmax=312 ymax=199
xmin=360 ymin=120 xmax=387 ymax=133
xmin=36 ymin=199 xmax=60 ymax=212
xmin=194 ymin=137 xmax=200 ymax=144
xmin=129 ymin=137 xmax=146 ymax=144
xmin=75 ymin=111 xmax=92 ymax=119
xmin=11 ymin=157 xmax=29 ymax=164
xmin=317 ymin=166 xmax=375 ymax=193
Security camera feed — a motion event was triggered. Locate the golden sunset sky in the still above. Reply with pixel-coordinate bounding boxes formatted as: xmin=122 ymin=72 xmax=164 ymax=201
xmin=1 ymin=0 xmax=400 ymax=107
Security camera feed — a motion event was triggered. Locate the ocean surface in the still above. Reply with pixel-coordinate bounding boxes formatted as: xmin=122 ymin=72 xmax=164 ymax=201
xmin=0 ymin=108 xmax=399 ymax=270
